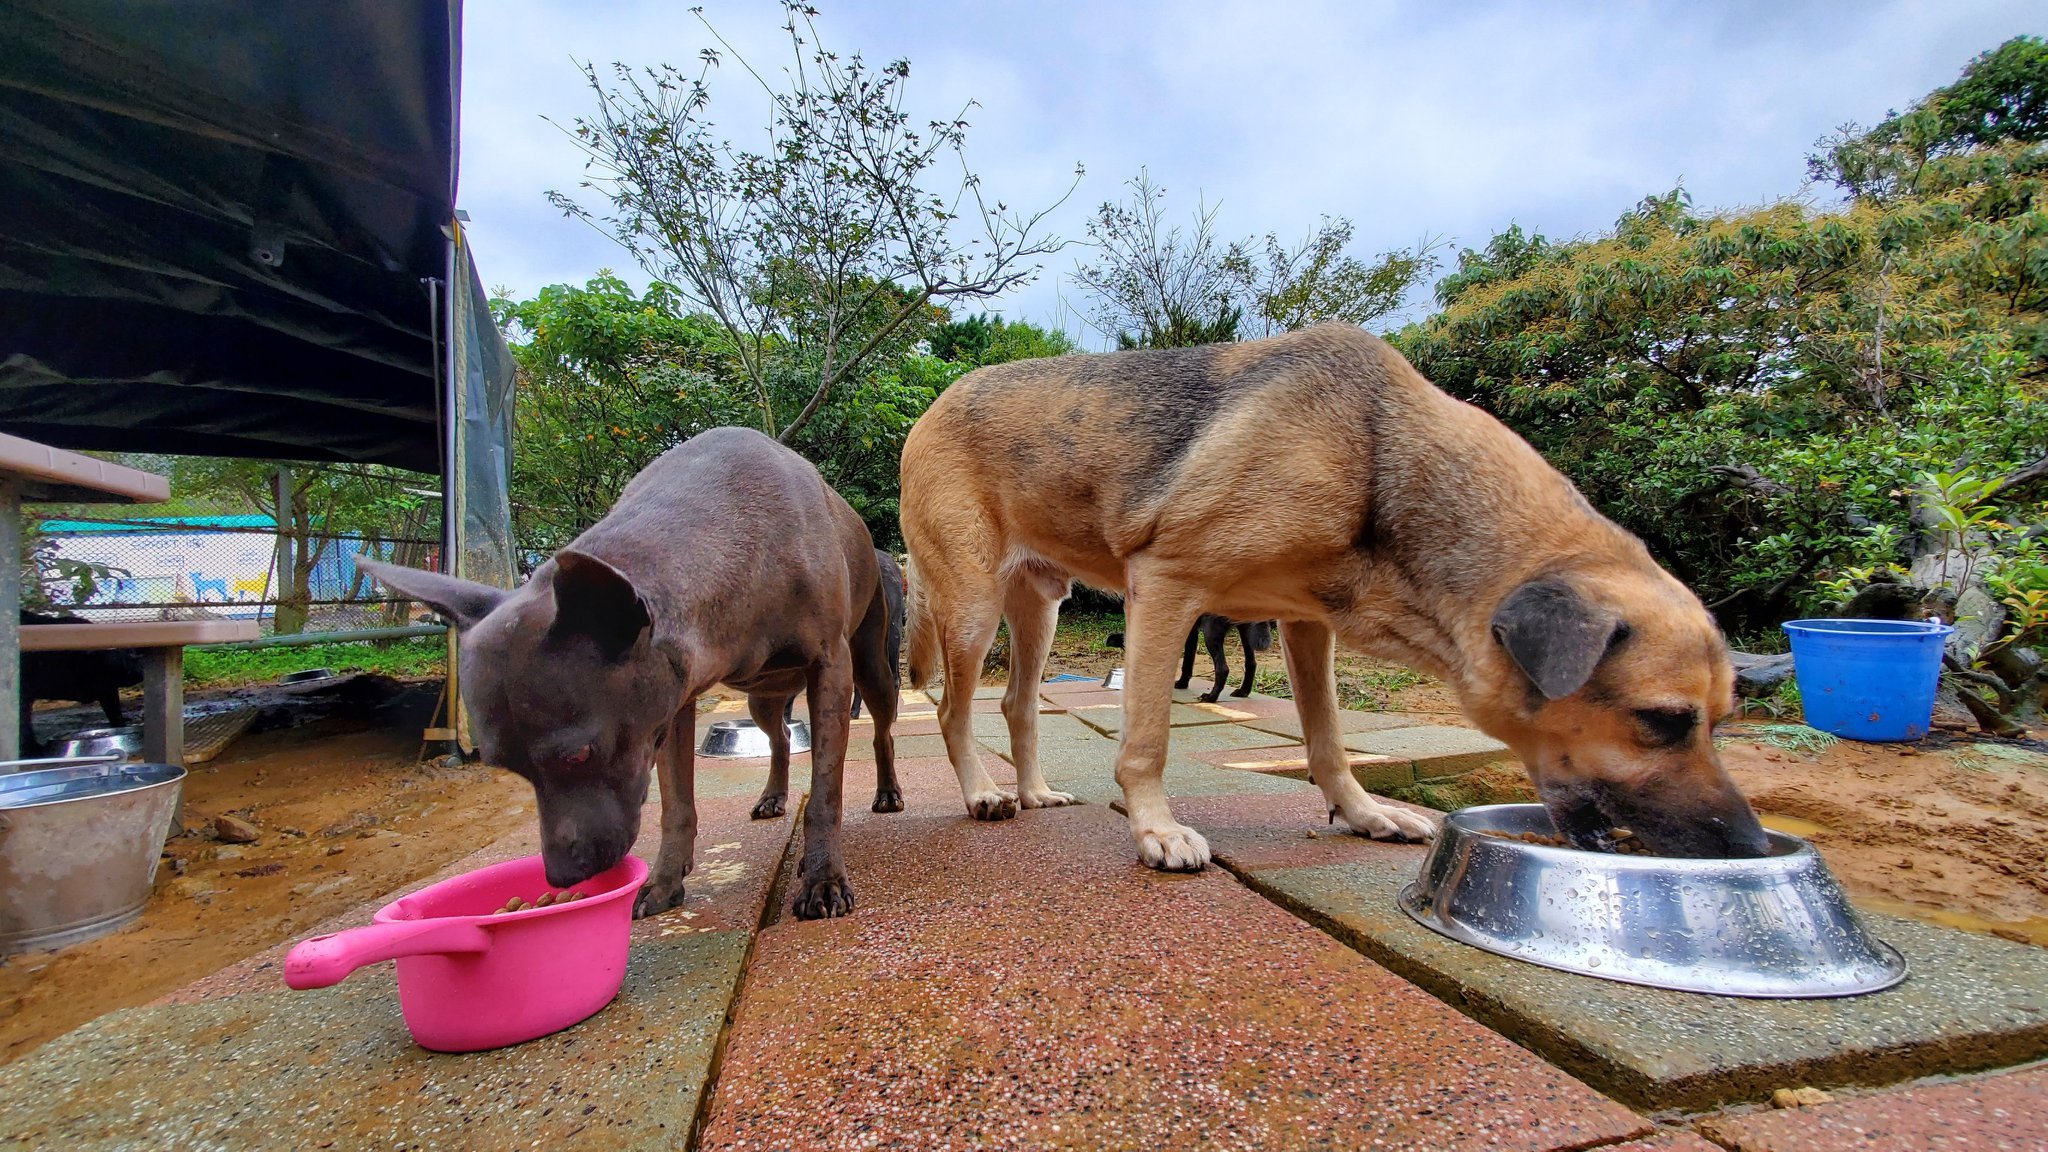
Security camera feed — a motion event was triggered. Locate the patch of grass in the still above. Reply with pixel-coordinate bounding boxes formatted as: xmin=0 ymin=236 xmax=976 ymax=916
xmin=1385 ymin=763 xmax=1538 ymax=813
xmin=1739 ymin=676 xmax=1803 ymax=720
xmin=1338 ymin=667 xmax=1427 ymax=712
xmin=1254 ymin=670 xmax=1293 ymax=698
xmin=1717 ymin=723 xmax=1839 ymax=755
xmin=186 ymin=638 xmax=447 ymax=689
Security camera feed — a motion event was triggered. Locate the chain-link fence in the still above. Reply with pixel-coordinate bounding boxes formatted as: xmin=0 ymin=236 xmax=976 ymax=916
xmin=28 ymin=513 xmax=442 ymax=636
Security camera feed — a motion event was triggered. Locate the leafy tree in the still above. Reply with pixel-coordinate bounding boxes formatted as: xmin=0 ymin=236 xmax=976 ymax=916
xmin=929 ymin=314 xmax=1079 ymax=365
xmin=494 ymin=274 xmax=745 ymax=553
xmin=172 ymin=460 xmax=428 ymax=633
xmin=1810 ymin=35 xmax=2048 ymax=199
xmin=1071 ymin=169 xmax=1253 ymax=347
xmin=496 ymin=274 xmax=957 ymax=552
xmin=549 ymin=1 xmax=1077 ymax=445
xmin=1073 ymin=169 xmax=1438 ymax=348
xmin=1248 ymin=219 xmax=1441 ymax=337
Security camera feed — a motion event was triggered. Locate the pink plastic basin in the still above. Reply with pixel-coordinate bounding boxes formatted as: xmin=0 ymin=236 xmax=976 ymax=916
xmin=283 ymin=853 xmax=648 ymax=1052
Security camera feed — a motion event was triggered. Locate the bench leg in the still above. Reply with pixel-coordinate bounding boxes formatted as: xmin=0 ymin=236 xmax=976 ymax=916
xmin=143 ymin=647 xmax=184 ymax=828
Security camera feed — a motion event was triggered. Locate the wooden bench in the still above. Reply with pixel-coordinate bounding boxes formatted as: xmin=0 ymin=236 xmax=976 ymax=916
xmin=21 ymin=620 xmax=260 ymax=769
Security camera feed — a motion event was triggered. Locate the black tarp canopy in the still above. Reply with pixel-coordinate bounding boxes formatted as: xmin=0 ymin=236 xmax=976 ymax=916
xmin=0 ymin=0 xmax=469 ymax=473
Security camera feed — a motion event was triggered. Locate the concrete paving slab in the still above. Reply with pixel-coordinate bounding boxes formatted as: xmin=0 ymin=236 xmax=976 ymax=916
xmin=1239 ymin=709 xmax=1423 ymax=740
xmin=1202 ymin=747 xmax=1417 ymax=793
xmin=1070 ymin=700 xmax=1245 ymax=736
xmin=1608 ymin=1134 xmax=1725 ymax=1152
xmin=1163 ymin=723 xmax=1307 ymax=755
xmin=0 ymin=791 xmax=798 ymax=1149
xmin=695 ymin=800 xmax=1652 ymax=1152
xmin=1198 ymin=790 xmax=2048 ymax=1111
xmin=1344 ymin=725 xmax=1516 ymax=778
xmin=0 ymin=932 xmax=748 ymax=1151
xmin=1695 ymin=1064 xmax=2048 ymax=1150
xmin=1170 ymin=688 xmax=1299 ymax=719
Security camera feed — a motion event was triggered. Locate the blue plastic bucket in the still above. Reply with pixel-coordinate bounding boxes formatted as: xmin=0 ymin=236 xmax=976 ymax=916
xmin=1782 ymin=619 xmax=1954 ymax=742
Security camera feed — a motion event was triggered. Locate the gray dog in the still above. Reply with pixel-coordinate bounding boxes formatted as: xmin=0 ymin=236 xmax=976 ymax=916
xmin=359 ymin=427 xmax=900 ymax=920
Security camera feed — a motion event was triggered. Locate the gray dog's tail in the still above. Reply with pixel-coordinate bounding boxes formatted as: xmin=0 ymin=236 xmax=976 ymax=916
xmin=1248 ymin=621 xmax=1275 ymax=652
xmin=904 ymin=552 xmax=939 ymax=690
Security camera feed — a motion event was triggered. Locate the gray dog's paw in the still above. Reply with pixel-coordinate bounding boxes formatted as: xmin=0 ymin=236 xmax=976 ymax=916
xmin=632 ymin=879 xmax=687 ymax=920
xmin=791 ymin=875 xmax=855 ymax=920
xmin=965 ymin=790 xmax=1018 ymax=821
xmin=751 ymin=793 xmax=787 ymax=820
xmin=871 ymin=787 xmax=905 ymax=814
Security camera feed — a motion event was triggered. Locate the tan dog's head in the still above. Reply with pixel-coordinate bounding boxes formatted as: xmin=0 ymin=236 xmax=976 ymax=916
xmin=1469 ymin=568 xmax=1769 ymax=858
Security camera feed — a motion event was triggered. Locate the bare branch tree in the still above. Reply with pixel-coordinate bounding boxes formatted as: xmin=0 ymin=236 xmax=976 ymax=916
xmin=548 ymin=2 xmax=1080 ymax=443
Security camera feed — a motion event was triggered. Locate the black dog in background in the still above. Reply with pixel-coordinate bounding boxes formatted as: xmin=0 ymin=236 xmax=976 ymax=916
xmin=1178 ymin=616 xmax=1273 ymax=702
xmin=1106 ymin=615 xmax=1276 ymax=703
xmin=851 ymin=550 xmax=906 ymax=720
xmin=18 ymin=610 xmax=144 ymax=756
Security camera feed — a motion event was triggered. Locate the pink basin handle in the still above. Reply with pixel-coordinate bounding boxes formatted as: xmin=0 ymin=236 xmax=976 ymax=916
xmin=284 ymin=918 xmax=494 ymax=990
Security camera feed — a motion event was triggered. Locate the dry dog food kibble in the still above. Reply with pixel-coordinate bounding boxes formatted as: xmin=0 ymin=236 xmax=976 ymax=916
xmin=1487 ymin=828 xmax=1655 ymax=855
xmin=491 ymin=890 xmax=589 ymax=915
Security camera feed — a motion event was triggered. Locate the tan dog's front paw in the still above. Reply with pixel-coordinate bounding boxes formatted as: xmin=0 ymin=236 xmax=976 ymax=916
xmin=965 ymin=789 xmax=1018 ymax=821
xmin=1019 ymin=787 xmax=1079 ymax=809
xmin=1335 ymin=800 xmax=1438 ymax=843
xmin=1135 ymin=823 xmax=1211 ymax=871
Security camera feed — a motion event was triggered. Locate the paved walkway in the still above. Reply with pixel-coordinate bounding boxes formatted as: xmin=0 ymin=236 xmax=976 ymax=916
xmin=1 ymin=681 xmax=2043 ymax=1150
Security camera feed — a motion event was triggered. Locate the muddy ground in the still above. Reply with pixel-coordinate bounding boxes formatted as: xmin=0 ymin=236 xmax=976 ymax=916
xmin=0 ymin=683 xmax=533 ymax=1065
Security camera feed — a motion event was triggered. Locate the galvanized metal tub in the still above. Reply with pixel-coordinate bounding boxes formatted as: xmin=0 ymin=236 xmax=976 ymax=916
xmin=698 ymin=719 xmax=812 ymax=758
xmin=0 ymin=761 xmax=187 ymax=954
xmin=53 ymin=725 xmax=144 ymax=761
xmin=1399 ymin=803 xmax=1907 ymax=999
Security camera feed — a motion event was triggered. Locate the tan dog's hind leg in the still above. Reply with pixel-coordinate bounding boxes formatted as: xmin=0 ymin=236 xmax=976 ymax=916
xmin=1116 ymin=571 xmax=1209 ymax=870
xmin=1002 ymin=573 xmax=1079 ymax=809
xmin=1280 ymin=620 xmax=1438 ymax=842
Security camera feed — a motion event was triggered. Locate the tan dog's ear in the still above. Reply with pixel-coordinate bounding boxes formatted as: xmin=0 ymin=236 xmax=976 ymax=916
xmin=355 ymin=556 xmax=510 ymax=630
xmin=550 ymin=551 xmax=652 ymax=660
xmin=1491 ymin=578 xmax=1625 ymax=701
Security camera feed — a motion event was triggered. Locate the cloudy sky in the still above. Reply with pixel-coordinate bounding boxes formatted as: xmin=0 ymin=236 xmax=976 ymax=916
xmin=457 ymin=0 xmax=2039 ymax=346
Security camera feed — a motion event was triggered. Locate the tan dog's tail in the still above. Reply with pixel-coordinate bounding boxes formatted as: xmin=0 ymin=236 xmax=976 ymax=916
xmin=904 ymin=551 xmax=940 ymax=690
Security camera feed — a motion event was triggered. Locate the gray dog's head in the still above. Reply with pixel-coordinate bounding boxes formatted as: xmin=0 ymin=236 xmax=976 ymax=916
xmin=358 ymin=555 xmax=682 ymax=887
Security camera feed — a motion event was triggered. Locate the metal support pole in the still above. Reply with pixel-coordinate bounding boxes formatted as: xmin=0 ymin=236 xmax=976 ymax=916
xmin=143 ymin=647 xmax=184 ymax=825
xmin=0 ymin=480 xmax=20 ymax=762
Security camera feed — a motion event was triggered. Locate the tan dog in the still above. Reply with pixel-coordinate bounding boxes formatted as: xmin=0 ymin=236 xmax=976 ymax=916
xmin=898 ymin=324 xmax=1767 ymax=870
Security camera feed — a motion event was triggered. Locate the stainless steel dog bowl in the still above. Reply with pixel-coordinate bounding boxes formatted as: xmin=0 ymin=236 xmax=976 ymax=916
xmin=281 ymin=668 xmax=338 ymax=684
xmin=53 ymin=725 xmax=144 ymax=760
xmin=698 ymin=718 xmax=812 ymax=758
xmin=1399 ymin=804 xmax=1907 ymax=998
xmin=0 ymin=761 xmax=187 ymax=953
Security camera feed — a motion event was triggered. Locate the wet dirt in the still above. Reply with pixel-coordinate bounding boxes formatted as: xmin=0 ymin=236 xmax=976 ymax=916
xmin=0 ymin=685 xmax=534 ymax=1066
xmin=1719 ymin=732 xmax=2048 ymax=947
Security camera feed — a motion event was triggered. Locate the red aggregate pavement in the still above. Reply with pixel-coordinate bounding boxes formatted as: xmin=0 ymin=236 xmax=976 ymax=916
xmin=694 ymin=789 xmax=1652 ymax=1151
xmin=1696 ymin=1065 xmax=2048 ymax=1151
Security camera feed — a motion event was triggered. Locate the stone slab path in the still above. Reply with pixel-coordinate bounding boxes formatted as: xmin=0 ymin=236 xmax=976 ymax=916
xmin=2 ymin=682 xmax=2046 ymax=1150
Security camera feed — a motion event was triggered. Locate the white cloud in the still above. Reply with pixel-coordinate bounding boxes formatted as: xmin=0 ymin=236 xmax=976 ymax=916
xmin=457 ymin=0 xmax=2040 ymax=342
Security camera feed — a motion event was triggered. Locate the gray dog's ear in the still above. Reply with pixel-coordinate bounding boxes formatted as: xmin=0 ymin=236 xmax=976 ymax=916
xmin=1491 ymin=578 xmax=1625 ymax=701
xmin=549 ymin=551 xmax=651 ymax=660
xmin=354 ymin=557 xmax=510 ymax=630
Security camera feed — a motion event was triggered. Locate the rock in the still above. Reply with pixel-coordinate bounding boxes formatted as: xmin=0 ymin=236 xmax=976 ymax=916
xmin=1729 ymin=651 xmax=1797 ymax=698
xmin=169 ymin=877 xmax=216 ymax=903
xmin=234 ymin=862 xmax=286 ymax=878
xmin=213 ymin=814 xmax=260 ymax=844
xmin=1770 ymin=1086 xmax=1833 ymax=1109
xmin=213 ymin=846 xmax=246 ymax=861
xmin=435 ymin=753 xmax=465 ymax=769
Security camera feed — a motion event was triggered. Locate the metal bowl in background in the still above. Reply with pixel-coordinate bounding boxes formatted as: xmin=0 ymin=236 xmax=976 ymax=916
xmin=53 ymin=725 xmax=144 ymax=761
xmin=0 ymin=761 xmax=187 ymax=954
xmin=281 ymin=668 xmax=339 ymax=684
xmin=698 ymin=718 xmax=813 ymax=758
xmin=1399 ymin=803 xmax=1907 ymax=999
